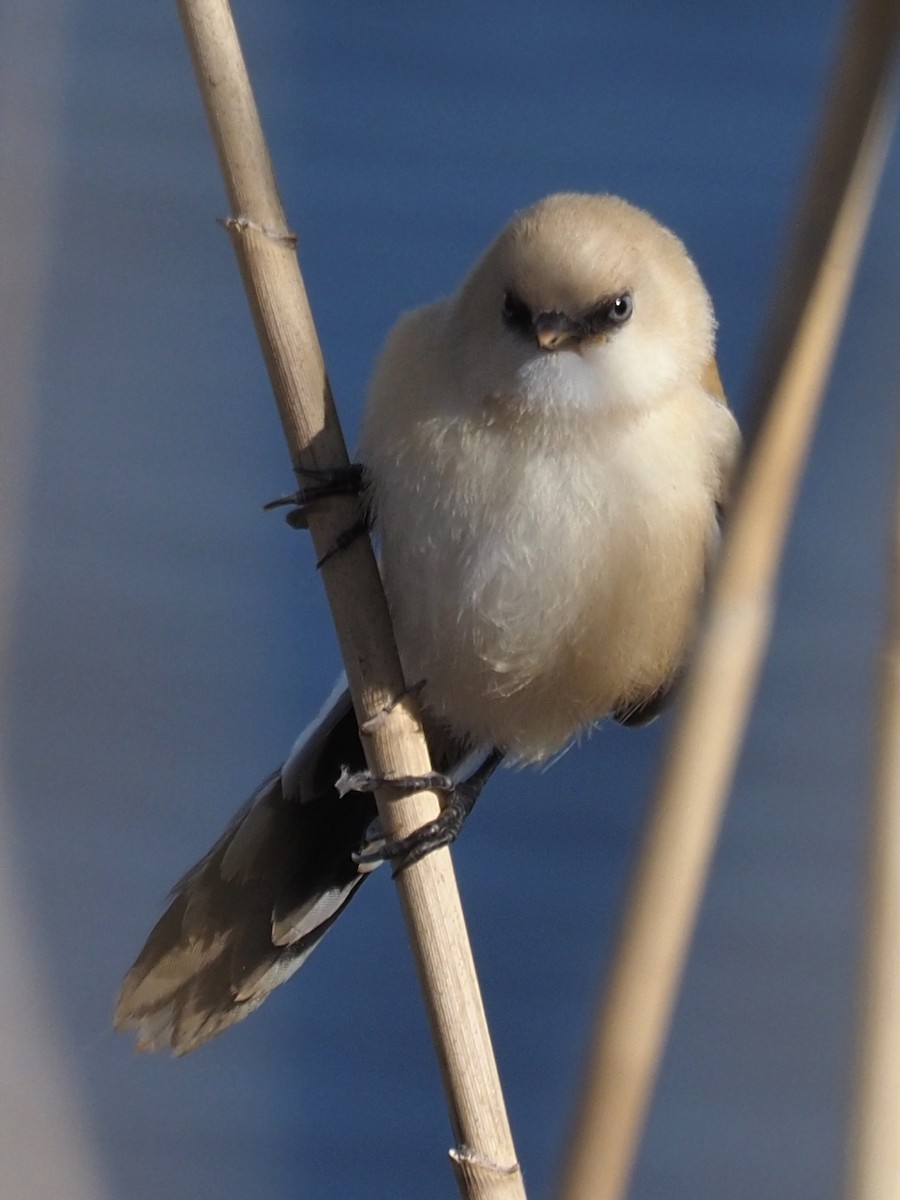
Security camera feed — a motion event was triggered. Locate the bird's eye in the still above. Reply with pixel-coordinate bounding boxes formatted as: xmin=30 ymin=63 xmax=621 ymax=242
xmin=609 ymin=293 xmax=633 ymax=324
xmin=584 ymin=291 xmax=634 ymax=335
xmin=502 ymin=290 xmax=532 ymax=333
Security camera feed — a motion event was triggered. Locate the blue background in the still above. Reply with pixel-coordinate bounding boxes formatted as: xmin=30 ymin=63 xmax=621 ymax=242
xmin=3 ymin=2 xmax=899 ymax=1197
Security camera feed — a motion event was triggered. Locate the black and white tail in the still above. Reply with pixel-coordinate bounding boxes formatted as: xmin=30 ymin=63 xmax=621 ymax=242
xmin=115 ymin=688 xmax=494 ymax=1054
xmin=115 ymin=690 xmax=380 ymax=1054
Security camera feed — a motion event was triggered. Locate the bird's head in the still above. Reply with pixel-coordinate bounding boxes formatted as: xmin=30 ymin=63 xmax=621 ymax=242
xmin=450 ymin=193 xmax=716 ymax=421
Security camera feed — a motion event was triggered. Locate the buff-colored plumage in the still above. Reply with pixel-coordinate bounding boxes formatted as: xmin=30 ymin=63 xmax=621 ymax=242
xmin=361 ymin=193 xmax=739 ymax=760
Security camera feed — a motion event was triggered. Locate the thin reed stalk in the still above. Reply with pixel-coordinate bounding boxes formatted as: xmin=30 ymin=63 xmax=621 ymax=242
xmin=558 ymin=3 xmax=900 ymax=1198
xmin=844 ymin=436 xmax=900 ymax=1200
xmin=174 ymin=2 xmax=525 ymax=1196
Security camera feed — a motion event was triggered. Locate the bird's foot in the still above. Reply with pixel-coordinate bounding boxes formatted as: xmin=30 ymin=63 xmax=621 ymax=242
xmin=344 ymin=750 xmax=501 ymax=873
xmin=336 ymin=767 xmax=454 ymax=798
xmin=340 ymin=767 xmax=459 ymax=873
xmin=315 ymin=519 xmax=369 ymax=568
xmin=264 ymin=464 xmax=365 ymax=531
xmin=265 ymin=464 xmax=368 ymax=565
xmin=353 ymin=782 xmax=480 ymax=876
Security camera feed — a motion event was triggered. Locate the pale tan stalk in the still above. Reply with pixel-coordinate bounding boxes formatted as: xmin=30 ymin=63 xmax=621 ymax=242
xmin=173 ymin=3 xmax=524 ymax=1196
xmin=844 ymin=441 xmax=900 ymax=1198
xmin=558 ymin=3 xmax=899 ymax=1198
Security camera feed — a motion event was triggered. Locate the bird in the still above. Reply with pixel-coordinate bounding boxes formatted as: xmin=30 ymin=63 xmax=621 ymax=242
xmin=115 ymin=192 xmax=740 ymax=1054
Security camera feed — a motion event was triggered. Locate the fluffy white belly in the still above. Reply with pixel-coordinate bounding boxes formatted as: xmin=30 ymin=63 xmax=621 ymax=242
xmin=372 ymin=406 xmax=716 ymax=762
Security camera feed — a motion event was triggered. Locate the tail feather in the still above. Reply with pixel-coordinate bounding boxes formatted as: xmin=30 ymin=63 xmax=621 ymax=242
xmin=115 ymin=691 xmax=375 ymax=1055
xmin=116 ymin=688 xmax=495 ymax=1054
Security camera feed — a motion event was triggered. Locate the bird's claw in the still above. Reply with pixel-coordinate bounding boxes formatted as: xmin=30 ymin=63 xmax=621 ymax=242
xmin=336 ymin=768 xmax=454 ymax=798
xmin=264 ymin=464 xmax=364 ymax=530
xmin=352 ymin=788 xmax=476 ymax=876
xmin=341 ymin=767 xmax=461 ymax=872
xmin=315 ymin=520 xmax=369 ymax=568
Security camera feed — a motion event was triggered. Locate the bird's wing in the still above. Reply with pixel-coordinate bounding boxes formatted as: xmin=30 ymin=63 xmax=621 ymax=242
xmin=615 ymin=357 xmax=739 ymax=729
xmin=701 ymin=355 xmax=727 ymax=405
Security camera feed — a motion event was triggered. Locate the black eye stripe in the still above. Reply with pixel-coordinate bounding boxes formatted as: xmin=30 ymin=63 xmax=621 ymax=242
xmin=502 ymin=290 xmax=633 ymax=338
xmin=502 ymin=290 xmax=532 ymax=332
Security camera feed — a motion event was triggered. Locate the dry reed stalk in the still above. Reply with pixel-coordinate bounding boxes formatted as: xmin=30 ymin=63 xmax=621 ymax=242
xmin=174 ymin=2 xmax=524 ymax=1196
xmin=558 ymin=3 xmax=899 ymax=1198
xmin=844 ymin=442 xmax=900 ymax=1198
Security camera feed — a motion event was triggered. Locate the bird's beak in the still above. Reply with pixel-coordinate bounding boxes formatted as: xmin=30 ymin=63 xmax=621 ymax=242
xmin=532 ymin=311 xmax=581 ymax=351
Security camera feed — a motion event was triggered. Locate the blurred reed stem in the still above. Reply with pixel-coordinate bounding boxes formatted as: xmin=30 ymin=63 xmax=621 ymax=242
xmin=558 ymin=3 xmax=899 ymax=1199
xmin=844 ymin=436 xmax=900 ymax=1198
xmin=0 ymin=1 xmax=108 ymax=1195
xmin=174 ymin=2 xmax=525 ymax=1196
